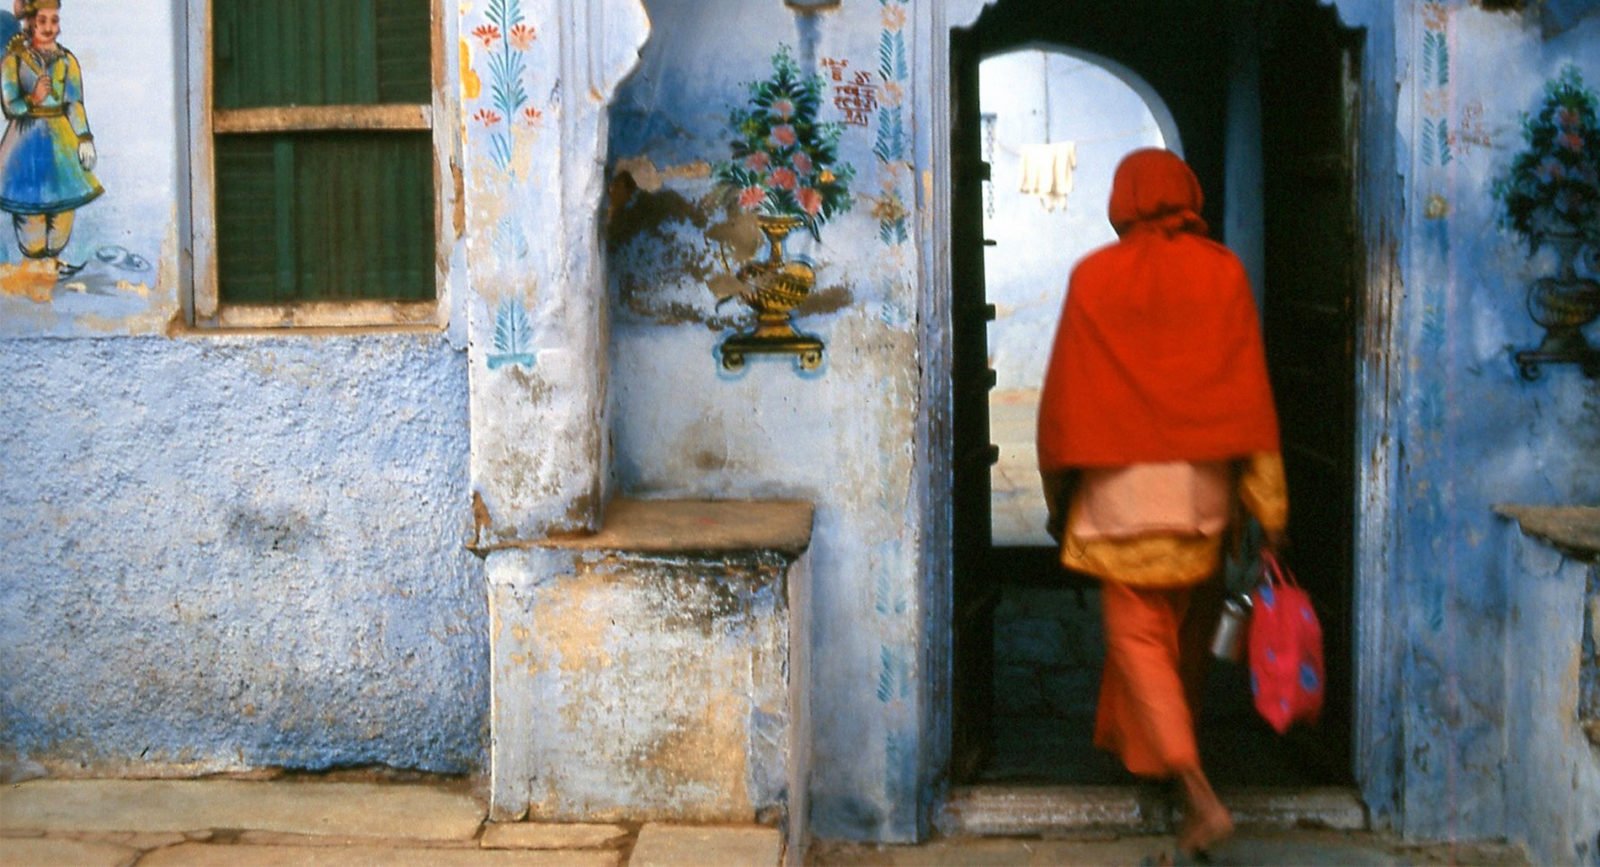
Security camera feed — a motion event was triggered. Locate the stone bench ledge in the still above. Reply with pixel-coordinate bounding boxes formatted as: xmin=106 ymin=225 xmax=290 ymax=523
xmin=1495 ymin=504 xmax=1600 ymax=562
xmin=536 ymin=498 xmax=814 ymax=557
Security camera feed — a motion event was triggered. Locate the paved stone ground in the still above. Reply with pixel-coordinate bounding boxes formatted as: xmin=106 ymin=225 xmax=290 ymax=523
xmin=0 ymin=778 xmax=1528 ymax=866
xmin=0 ymin=779 xmax=775 ymax=866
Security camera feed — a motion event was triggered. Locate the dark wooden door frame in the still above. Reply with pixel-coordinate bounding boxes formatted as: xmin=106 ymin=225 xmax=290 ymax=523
xmin=917 ymin=0 xmax=1404 ymax=830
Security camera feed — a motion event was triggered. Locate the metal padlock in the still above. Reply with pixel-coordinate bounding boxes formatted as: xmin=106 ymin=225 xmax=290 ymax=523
xmin=1209 ymin=593 xmax=1253 ymax=661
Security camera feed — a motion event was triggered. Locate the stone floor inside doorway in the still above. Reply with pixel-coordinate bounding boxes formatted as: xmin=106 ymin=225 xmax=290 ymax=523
xmin=984 ymin=580 xmax=1331 ymax=788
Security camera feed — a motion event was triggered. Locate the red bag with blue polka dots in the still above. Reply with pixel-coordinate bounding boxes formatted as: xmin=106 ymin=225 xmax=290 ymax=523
xmin=1247 ymin=550 xmax=1325 ymax=734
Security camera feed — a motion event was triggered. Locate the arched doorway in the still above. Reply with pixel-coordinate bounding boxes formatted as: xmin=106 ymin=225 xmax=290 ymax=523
xmin=982 ymin=48 xmax=1177 ymax=551
xmin=949 ymin=0 xmax=1363 ymax=794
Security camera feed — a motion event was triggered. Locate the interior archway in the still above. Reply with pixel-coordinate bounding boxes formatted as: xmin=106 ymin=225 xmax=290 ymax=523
xmin=948 ymin=0 xmax=1363 ymax=792
xmin=980 ymin=47 xmax=1177 ymax=549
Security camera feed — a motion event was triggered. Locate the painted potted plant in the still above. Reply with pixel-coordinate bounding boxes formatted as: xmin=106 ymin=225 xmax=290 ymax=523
xmin=711 ymin=45 xmax=855 ymax=371
xmin=1494 ymin=64 xmax=1600 ymax=374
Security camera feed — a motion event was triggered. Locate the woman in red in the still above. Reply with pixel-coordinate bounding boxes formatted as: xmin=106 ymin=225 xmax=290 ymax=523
xmin=1036 ymin=148 xmax=1288 ymax=856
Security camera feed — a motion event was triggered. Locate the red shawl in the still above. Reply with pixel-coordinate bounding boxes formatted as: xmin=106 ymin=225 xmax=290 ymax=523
xmin=1036 ymin=149 xmax=1280 ymax=469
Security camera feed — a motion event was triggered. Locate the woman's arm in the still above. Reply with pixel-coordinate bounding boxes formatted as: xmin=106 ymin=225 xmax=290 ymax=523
xmin=1238 ymin=451 xmax=1289 ymax=552
xmin=1040 ymin=468 xmax=1079 ymax=544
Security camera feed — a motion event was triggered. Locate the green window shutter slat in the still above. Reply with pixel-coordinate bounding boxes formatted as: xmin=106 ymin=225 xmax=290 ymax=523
xmin=214 ymin=137 xmax=279 ymax=304
xmin=273 ymin=139 xmax=297 ymax=300
xmin=310 ymin=1 xmax=331 ymax=105
xmin=212 ymin=2 xmax=434 ymax=309
xmin=279 ymin=1 xmax=299 ymax=108
xmin=356 ymin=0 xmax=379 ymax=104
xmin=377 ymin=0 xmax=432 ymax=103
xmin=214 ymin=0 xmax=429 ymax=108
xmin=219 ymin=132 xmax=433 ymax=305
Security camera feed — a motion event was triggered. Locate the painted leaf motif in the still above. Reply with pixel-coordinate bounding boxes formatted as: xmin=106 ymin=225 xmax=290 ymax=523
xmin=874 ymin=106 xmax=905 ymax=163
xmin=1421 ymin=33 xmax=1438 ymax=89
xmin=877 ymin=646 xmax=897 ymax=702
xmin=494 ymin=298 xmax=531 ymax=355
xmin=879 ymin=219 xmax=902 ymax=246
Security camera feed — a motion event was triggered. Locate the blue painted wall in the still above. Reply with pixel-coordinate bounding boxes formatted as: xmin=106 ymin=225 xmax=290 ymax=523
xmin=606 ymin=0 xmax=927 ymax=840
xmin=1 ymin=0 xmax=1597 ymax=854
xmin=1382 ymin=1 xmax=1600 ymax=854
xmin=0 ymin=335 xmax=486 ymax=774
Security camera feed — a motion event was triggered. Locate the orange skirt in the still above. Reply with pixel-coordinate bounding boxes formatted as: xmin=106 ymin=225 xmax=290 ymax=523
xmin=1094 ymin=578 xmax=1220 ymax=777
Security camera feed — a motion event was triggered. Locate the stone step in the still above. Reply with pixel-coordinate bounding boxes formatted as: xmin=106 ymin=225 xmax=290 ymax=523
xmin=937 ymin=785 xmax=1366 ymax=838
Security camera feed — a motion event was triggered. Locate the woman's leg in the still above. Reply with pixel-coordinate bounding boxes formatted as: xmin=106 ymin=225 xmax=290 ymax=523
xmin=1096 ymin=581 xmax=1199 ymax=775
xmin=1175 ymin=575 xmax=1231 ymax=852
xmin=1097 ymin=580 xmax=1232 ymax=854
xmin=1178 ymin=574 xmax=1224 ymax=720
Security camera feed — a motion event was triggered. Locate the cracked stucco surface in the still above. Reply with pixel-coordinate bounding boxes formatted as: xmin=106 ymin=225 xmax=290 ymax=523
xmin=0 ymin=334 xmax=486 ymax=774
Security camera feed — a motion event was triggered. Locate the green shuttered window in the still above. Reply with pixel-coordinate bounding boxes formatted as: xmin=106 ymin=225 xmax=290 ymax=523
xmin=209 ymin=0 xmax=435 ymax=310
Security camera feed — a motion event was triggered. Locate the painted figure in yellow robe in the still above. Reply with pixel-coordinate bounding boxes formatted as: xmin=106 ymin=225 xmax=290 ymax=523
xmin=0 ymin=0 xmax=100 ymax=276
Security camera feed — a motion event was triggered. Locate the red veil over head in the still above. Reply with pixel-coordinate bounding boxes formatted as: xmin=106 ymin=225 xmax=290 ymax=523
xmin=1036 ymin=148 xmax=1280 ymax=469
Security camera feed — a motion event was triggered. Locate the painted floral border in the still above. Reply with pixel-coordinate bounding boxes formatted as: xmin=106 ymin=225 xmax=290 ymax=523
xmin=871 ymin=0 xmax=912 ymax=246
xmin=467 ymin=0 xmax=543 ymax=172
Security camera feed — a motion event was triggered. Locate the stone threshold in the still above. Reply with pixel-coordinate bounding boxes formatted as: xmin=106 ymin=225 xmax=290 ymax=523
xmin=937 ymin=784 xmax=1366 ymax=838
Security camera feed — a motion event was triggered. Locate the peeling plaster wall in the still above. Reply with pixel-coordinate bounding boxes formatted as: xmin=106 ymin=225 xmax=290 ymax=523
xmin=1372 ymin=0 xmax=1600 ymax=851
xmin=1502 ymin=535 xmax=1600 ymax=866
xmin=0 ymin=1 xmax=487 ymax=777
xmin=0 ymin=335 xmax=485 ymax=775
xmin=460 ymin=0 xmax=650 ymax=542
xmin=605 ymin=0 xmax=924 ymax=841
xmin=487 ymin=545 xmax=806 ymax=824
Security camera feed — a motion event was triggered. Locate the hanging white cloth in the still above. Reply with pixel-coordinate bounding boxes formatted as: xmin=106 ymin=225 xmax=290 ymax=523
xmin=1018 ymin=141 xmax=1077 ymax=212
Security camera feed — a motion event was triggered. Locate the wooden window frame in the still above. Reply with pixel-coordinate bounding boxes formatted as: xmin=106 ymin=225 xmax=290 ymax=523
xmin=186 ymin=0 xmax=450 ymax=330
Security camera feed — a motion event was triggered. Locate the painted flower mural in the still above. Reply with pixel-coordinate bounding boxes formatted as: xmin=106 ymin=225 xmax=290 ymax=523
xmin=1495 ymin=65 xmax=1600 ymax=378
xmin=1495 ymin=65 xmax=1600 ymax=251
xmin=470 ymin=0 xmax=536 ymax=171
xmin=713 ymin=46 xmax=855 ymax=241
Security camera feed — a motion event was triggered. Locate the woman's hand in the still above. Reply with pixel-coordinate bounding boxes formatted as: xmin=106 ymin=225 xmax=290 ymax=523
xmin=29 ymin=76 xmax=49 ymax=106
xmin=77 ymin=139 xmax=95 ymax=171
xmin=1040 ymin=469 xmax=1077 ymax=545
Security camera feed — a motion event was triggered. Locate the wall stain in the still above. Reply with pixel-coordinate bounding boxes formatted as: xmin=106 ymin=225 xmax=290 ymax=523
xmin=634 ymin=689 xmax=752 ymax=819
xmin=226 ymin=507 xmax=315 ymax=555
xmin=797 ymin=285 xmax=853 ymax=317
xmin=505 ymin=366 xmax=552 ymax=406
xmin=607 ymin=183 xmax=713 ymax=245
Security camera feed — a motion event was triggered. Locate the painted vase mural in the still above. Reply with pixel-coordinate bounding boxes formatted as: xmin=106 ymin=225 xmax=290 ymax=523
xmin=712 ymin=46 xmax=855 ymax=371
xmin=1494 ymin=65 xmax=1600 ymax=378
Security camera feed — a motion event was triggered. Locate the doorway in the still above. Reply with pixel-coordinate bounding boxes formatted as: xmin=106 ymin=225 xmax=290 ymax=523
xmin=949 ymin=0 xmax=1362 ymax=791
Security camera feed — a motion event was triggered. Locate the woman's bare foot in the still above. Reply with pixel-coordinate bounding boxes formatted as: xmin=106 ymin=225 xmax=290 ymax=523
xmin=1179 ymin=804 xmax=1233 ymax=855
xmin=1177 ymin=768 xmax=1234 ymax=855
